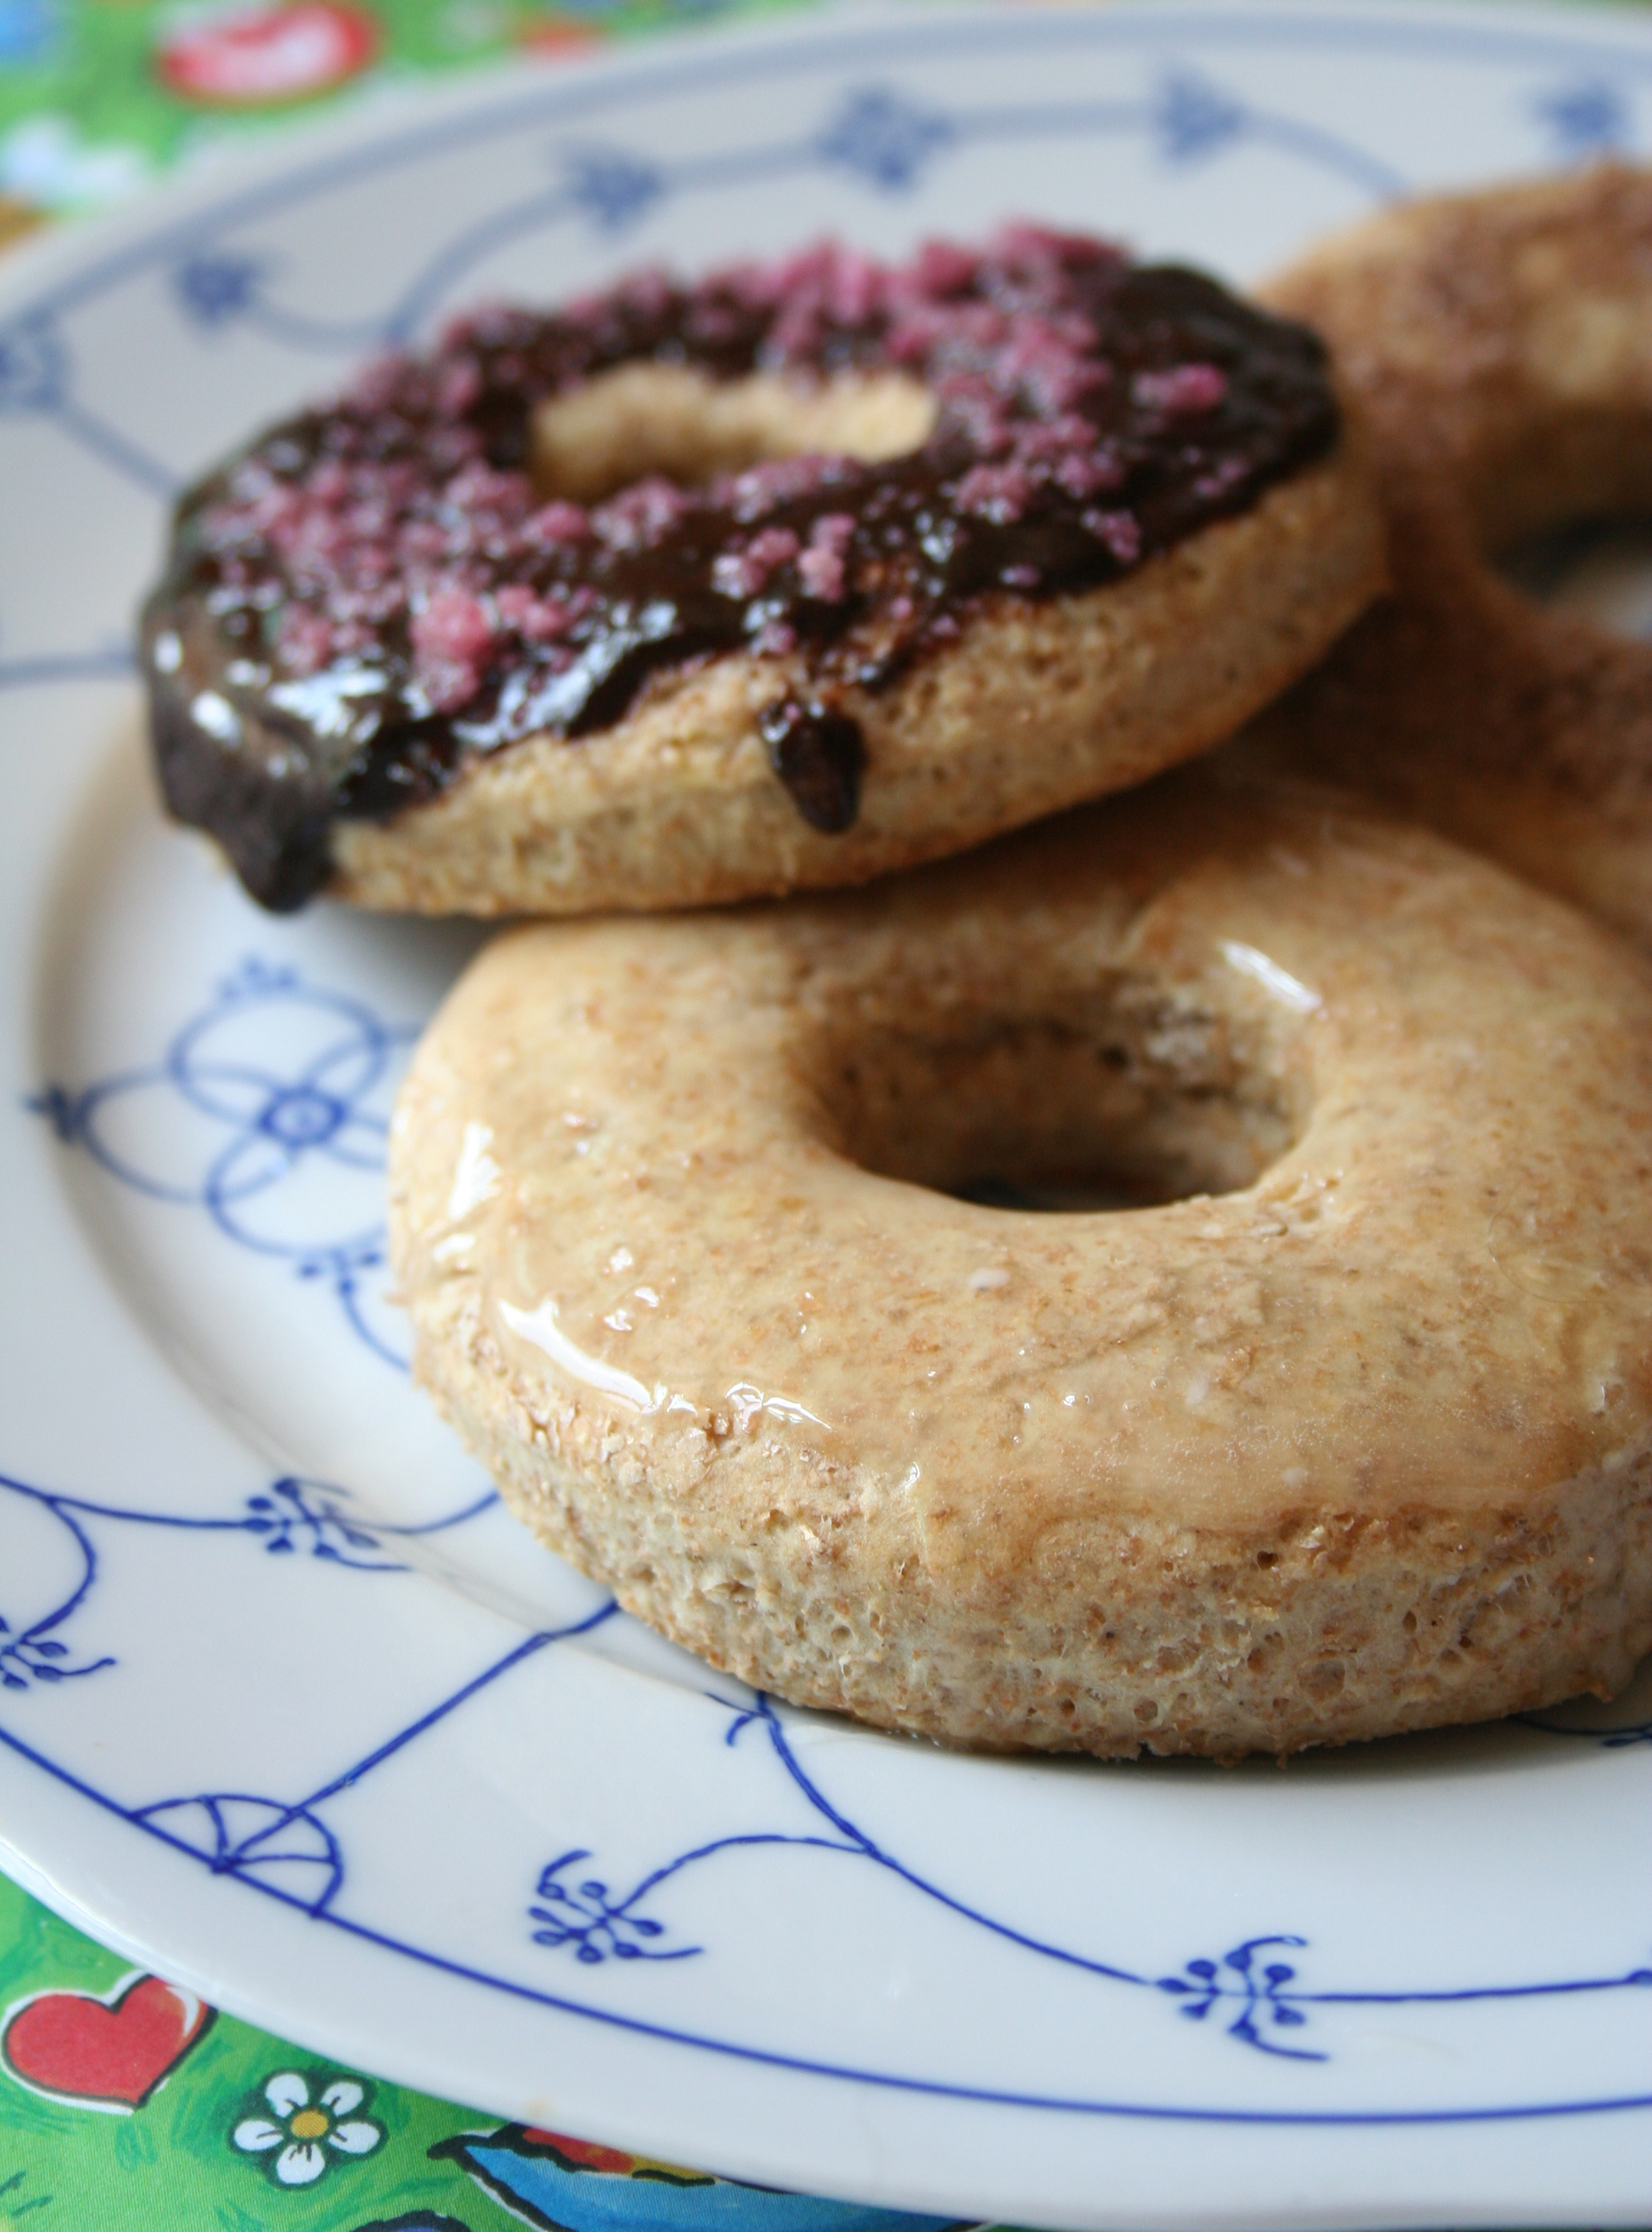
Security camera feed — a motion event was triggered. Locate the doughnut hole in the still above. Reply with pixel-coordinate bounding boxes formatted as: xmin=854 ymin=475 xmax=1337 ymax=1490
xmin=531 ymin=363 xmax=936 ymax=503
xmin=814 ymin=983 xmax=1305 ymax=1212
xmin=1496 ymin=514 xmax=1652 ymax=637
xmin=1463 ymin=400 xmax=1652 ymax=638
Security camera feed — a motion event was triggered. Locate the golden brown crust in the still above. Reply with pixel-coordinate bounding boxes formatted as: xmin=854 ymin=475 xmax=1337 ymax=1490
xmin=388 ymin=769 xmax=1652 ymax=1757
xmin=330 ymin=434 xmax=1383 ymax=916
xmin=1246 ymin=163 xmax=1652 ymax=946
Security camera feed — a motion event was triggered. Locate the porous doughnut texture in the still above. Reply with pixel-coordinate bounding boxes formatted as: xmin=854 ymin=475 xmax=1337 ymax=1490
xmin=1243 ymin=162 xmax=1652 ymax=951
xmin=390 ymin=772 xmax=1652 ymax=1757
xmin=145 ymin=227 xmax=1382 ymax=914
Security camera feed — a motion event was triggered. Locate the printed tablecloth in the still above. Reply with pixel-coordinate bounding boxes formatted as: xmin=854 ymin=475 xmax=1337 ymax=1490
xmin=1 ymin=1866 xmax=1002 ymax=2226
xmin=0 ymin=0 xmax=815 ymax=241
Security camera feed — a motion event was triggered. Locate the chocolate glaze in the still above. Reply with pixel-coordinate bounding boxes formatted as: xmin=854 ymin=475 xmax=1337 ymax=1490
xmin=758 ymin=697 xmax=865 ymax=833
xmin=141 ymin=228 xmax=1339 ymax=911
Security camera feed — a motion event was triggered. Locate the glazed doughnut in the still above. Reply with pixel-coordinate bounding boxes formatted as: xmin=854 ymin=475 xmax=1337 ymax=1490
xmin=142 ymin=227 xmax=1383 ymax=915
xmin=389 ymin=769 xmax=1652 ymax=1759
xmin=1240 ymin=163 xmax=1652 ymax=949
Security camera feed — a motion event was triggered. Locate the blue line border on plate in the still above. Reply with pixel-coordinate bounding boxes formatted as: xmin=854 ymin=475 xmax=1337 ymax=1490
xmin=3 ymin=1710 xmax=1652 ymax=2126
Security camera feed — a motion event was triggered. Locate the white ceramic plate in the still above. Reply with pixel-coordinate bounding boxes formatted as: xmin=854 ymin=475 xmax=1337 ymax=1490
xmin=3 ymin=4 xmax=1652 ymax=2223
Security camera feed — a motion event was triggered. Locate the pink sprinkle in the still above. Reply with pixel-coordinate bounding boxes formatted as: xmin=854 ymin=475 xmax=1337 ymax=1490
xmin=1133 ymin=362 xmax=1228 ymax=416
xmin=411 ymin=587 xmax=498 ymax=706
xmin=718 ymin=454 xmax=853 ymax=524
xmin=343 ymin=536 xmax=394 ymax=588
xmin=242 ymin=483 xmax=302 ymax=540
xmin=592 ymin=476 xmax=692 ymax=551
xmin=437 ymin=356 xmax=483 ymax=417
xmin=413 ymin=587 xmax=496 ymax=666
xmin=399 ymin=518 xmax=449 ymax=560
xmin=493 ymin=583 xmax=538 ymax=626
xmin=525 ymin=500 xmax=591 ymax=548
xmin=930 ymin=301 xmax=1013 ymax=361
xmin=827 ymin=247 xmax=885 ymax=326
xmin=349 ymin=353 xmax=411 ymax=412
xmin=982 ymin=315 xmax=1104 ymax=415
xmin=797 ymin=513 xmax=855 ymax=602
xmin=988 ymin=222 xmax=1123 ymax=275
xmin=442 ymin=460 xmax=534 ymax=528
xmin=417 ymin=659 xmax=483 ymax=715
xmin=754 ymin=242 xmax=838 ymax=303
xmin=1015 ymin=412 xmax=1096 ymax=459
xmin=905 ymin=238 xmax=979 ymax=301
xmin=1054 ymin=445 xmax=1125 ymax=499
xmin=712 ymin=549 xmax=759 ymax=598
xmin=883 ymin=305 xmax=949 ymax=366
xmin=1083 ymin=508 xmax=1141 ymax=564
xmin=280 ymin=513 xmax=348 ymax=573
xmin=333 ymin=578 xmax=403 ymax=622
xmin=362 ymin=581 xmax=406 ymax=622
xmin=437 ymin=300 xmax=532 ymax=353
xmin=712 ymin=526 xmax=799 ymax=600
xmin=617 ymin=267 xmax=674 ymax=320
xmin=496 ymin=583 xmax=581 ymax=643
xmin=797 ymin=548 xmax=844 ymax=601
xmin=766 ymin=300 xmax=827 ymax=364
xmin=934 ymin=374 xmax=1017 ymax=460
xmin=1194 ymin=455 xmax=1250 ymax=500
xmin=749 ymin=525 xmax=801 ymax=570
xmin=427 ymin=424 xmax=486 ymax=476
xmin=954 ymin=462 xmax=1034 ymax=525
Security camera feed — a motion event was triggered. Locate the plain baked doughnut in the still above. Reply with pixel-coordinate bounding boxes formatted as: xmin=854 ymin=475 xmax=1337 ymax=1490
xmin=142 ymin=228 xmax=1382 ymax=915
xmin=1241 ymin=163 xmax=1652 ymax=951
xmin=389 ymin=770 xmax=1652 ymax=1759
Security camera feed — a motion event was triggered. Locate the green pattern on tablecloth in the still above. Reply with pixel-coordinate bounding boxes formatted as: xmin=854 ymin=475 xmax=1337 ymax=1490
xmin=0 ymin=0 xmax=812 ymax=223
xmin=0 ymin=1870 xmax=1022 ymax=2229
xmin=0 ymin=1868 xmax=525 ymax=2225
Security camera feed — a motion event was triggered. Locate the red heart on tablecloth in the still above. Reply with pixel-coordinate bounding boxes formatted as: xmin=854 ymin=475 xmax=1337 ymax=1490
xmin=3 ymin=1973 xmax=213 ymax=2109
xmin=156 ymin=1 xmax=377 ymax=104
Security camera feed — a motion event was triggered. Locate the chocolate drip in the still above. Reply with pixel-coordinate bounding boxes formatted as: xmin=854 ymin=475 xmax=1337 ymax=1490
xmin=141 ymin=232 xmax=1341 ymax=911
xmin=759 ymin=698 xmax=865 ymax=832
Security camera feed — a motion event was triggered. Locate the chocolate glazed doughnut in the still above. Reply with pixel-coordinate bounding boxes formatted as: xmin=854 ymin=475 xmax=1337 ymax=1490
xmin=142 ymin=227 xmax=1383 ymax=915
xmin=1243 ymin=165 xmax=1652 ymax=950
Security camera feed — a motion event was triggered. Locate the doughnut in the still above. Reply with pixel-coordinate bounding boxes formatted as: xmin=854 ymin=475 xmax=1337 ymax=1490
xmin=387 ymin=768 xmax=1652 ymax=1759
xmin=141 ymin=227 xmax=1384 ymax=916
xmin=1238 ymin=163 xmax=1652 ymax=951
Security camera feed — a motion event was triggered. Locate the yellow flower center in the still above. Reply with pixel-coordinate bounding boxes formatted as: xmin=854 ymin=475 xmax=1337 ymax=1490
xmin=288 ymin=2109 xmax=330 ymax=2140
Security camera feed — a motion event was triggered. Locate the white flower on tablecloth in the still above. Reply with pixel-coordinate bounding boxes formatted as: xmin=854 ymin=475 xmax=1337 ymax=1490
xmin=232 ymin=2069 xmax=384 ymax=2185
xmin=0 ymin=115 xmax=148 ymax=212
